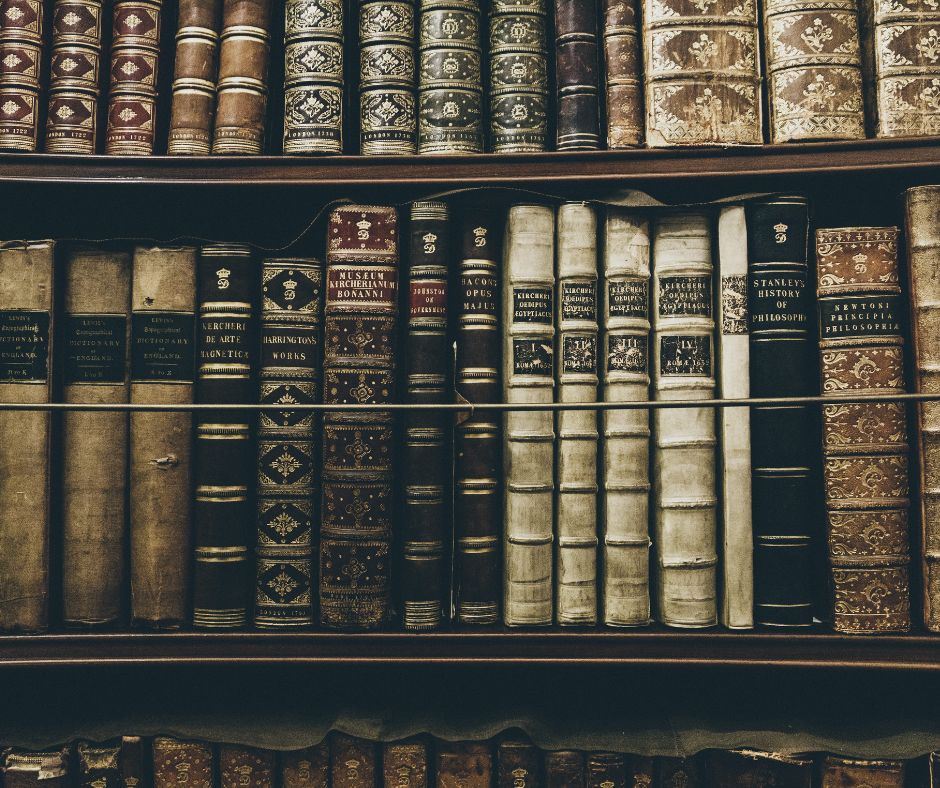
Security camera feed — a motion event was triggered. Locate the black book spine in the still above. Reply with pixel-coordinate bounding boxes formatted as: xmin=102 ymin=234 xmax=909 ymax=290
xmin=554 ymin=0 xmax=601 ymax=150
xmin=746 ymin=196 xmax=817 ymax=628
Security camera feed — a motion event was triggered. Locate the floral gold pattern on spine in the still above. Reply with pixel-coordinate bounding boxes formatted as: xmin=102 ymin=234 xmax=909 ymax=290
xmin=0 ymin=0 xmax=44 ymax=151
xmin=602 ymin=0 xmax=643 ymax=147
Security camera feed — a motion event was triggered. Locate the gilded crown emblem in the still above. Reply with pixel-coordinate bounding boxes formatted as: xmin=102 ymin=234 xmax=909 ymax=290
xmin=473 ymin=226 xmax=488 ymax=247
xmin=423 ymin=232 xmax=437 ymax=244
xmin=357 ymin=217 xmax=372 ymax=240
xmin=852 ymin=252 xmax=868 ymax=263
xmin=283 ymin=277 xmax=297 ymax=290
xmin=216 ymin=267 xmax=231 ymax=289
xmin=774 ymin=221 xmax=788 ymax=243
xmin=282 ymin=276 xmax=298 ymax=301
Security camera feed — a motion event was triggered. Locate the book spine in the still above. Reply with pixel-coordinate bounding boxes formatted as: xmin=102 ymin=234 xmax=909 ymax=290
xmin=153 ymin=738 xmax=214 ymax=788
xmin=44 ymin=0 xmax=103 ymax=154
xmin=601 ymin=0 xmax=642 ymax=148
xmin=320 ymin=204 xmax=398 ymax=630
xmin=283 ymin=0 xmax=343 ymax=155
xmin=129 ymin=246 xmax=196 ymax=629
xmin=747 ymin=197 xmax=816 ymax=629
xmin=545 ymin=751 xmax=585 ymax=788
xmin=706 ymin=750 xmax=814 ymax=787
xmin=383 ymin=741 xmax=428 ymax=788
xmin=331 ymin=734 xmax=377 ymax=788
xmin=2 ymin=749 xmax=69 ymax=788
xmin=212 ymin=0 xmax=272 ymax=154
xmin=489 ymin=0 xmax=548 ymax=153
xmin=402 ymin=200 xmax=450 ymax=631
xmin=193 ymin=243 xmax=257 ymax=629
xmin=61 ymin=248 xmax=131 ymax=628
xmin=586 ymin=754 xmax=626 ymax=788
xmin=657 ymin=755 xmax=706 ymax=787
xmin=497 ymin=739 xmax=542 ymax=788
xmin=555 ymin=202 xmax=598 ymax=626
xmin=763 ymin=0 xmax=865 ymax=143
xmin=632 ymin=757 xmax=654 ymax=788
xmin=435 ymin=743 xmax=493 ymax=788
xmin=220 ymin=746 xmax=275 ymax=788
xmin=418 ymin=0 xmax=483 ymax=154
xmin=716 ymin=206 xmax=753 ymax=630
xmin=119 ymin=736 xmax=144 ymax=788
xmin=0 ymin=240 xmax=53 ymax=633
xmin=821 ymin=757 xmax=905 ymax=788
xmin=77 ymin=743 xmax=121 ymax=788
xmin=168 ymin=0 xmax=221 ymax=155
xmin=643 ymin=0 xmax=762 ymax=146
xmin=816 ymin=226 xmax=911 ymax=633
xmin=453 ymin=209 xmax=503 ymax=625
xmin=359 ymin=0 xmax=416 ymax=155
xmin=601 ymin=209 xmax=651 ymax=627
xmin=0 ymin=0 xmax=43 ymax=151
xmin=651 ymin=212 xmax=717 ymax=628
xmin=503 ymin=203 xmax=555 ymax=626
xmin=281 ymin=745 xmax=330 ymax=788
xmin=254 ymin=257 xmax=322 ymax=629
xmin=554 ymin=0 xmax=600 ymax=150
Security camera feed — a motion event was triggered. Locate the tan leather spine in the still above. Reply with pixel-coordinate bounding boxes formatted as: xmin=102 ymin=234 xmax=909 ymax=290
xmin=602 ymin=0 xmax=643 ymax=147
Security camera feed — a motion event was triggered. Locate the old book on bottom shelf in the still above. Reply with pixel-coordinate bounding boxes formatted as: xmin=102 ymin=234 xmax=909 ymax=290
xmin=707 ymin=750 xmax=814 ymax=786
xmin=282 ymin=744 xmax=329 ymax=788
xmin=153 ymin=737 xmax=213 ymax=788
xmin=816 ymin=227 xmax=911 ymax=633
xmin=332 ymin=734 xmax=377 ymax=788
xmin=497 ymin=738 xmax=542 ymax=787
xmin=384 ymin=740 xmax=428 ymax=787
xmin=545 ymin=751 xmax=584 ymax=787
xmin=220 ymin=746 xmax=275 ymax=788
xmin=436 ymin=742 xmax=493 ymax=788
xmin=587 ymin=753 xmax=627 ymax=787
xmin=76 ymin=738 xmax=144 ymax=788
xmin=822 ymin=757 xmax=905 ymax=788
xmin=2 ymin=749 xmax=69 ymax=788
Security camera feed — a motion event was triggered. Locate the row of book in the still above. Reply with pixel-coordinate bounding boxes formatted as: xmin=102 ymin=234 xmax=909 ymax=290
xmin=4 ymin=733 xmax=936 ymax=788
xmin=1 ymin=0 xmax=939 ymax=157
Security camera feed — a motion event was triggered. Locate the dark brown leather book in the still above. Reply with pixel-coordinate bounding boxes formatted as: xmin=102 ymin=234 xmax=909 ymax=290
xmin=2 ymin=749 xmax=69 ymax=788
xmin=282 ymin=0 xmax=344 ymax=155
xmin=332 ymin=734 xmax=377 ymax=788
xmin=153 ymin=738 xmax=213 ymax=788
xmin=587 ymin=753 xmax=627 ymax=788
xmin=454 ymin=208 xmax=503 ymax=625
xmin=61 ymin=248 xmax=131 ymax=628
xmin=0 ymin=240 xmax=54 ymax=633
xmin=0 ymin=0 xmax=43 ymax=151
xmin=554 ymin=0 xmax=600 ymax=150
xmin=631 ymin=756 xmax=653 ymax=788
xmin=821 ymin=757 xmax=904 ymax=788
xmin=44 ymin=0 xmax=104 ymax=155
xmin=383 ymin=740 xmax=428 ymax=788
xmin=168 ymin=0 xmax=222 ymax=155
xmin=281 ymin=744 xmax=330 ymax=788
xmin=656 ymin=756 xmax=704 ymax=788
xmin=320 ymin=205 xmax=399 ymax=630
xmin=545 ymin=751 xmax=584 ymax=788
xmin=816 ymin=227 xmax=911 ymax=633
xmin=435 ymin=742 xmax=493 ymax=788
xmin=708 ymin=750 xmax=814 ymax=787
xmin=255 ymin=257 xmax=323 ymax=629
xmin=601 ymin=0 xmax=642 ymax=148
xmin=77 ymin=739 xmax=141 ymax=788
xmin=219 ymin=746 xmax=274 ymax=788
xmin=193 ymin=243 xmax=258 ymax=629
xmin=119 ymin=736 xmax=145 ymax=788
xmin=498 ymin=739 xmax=542 ymax=787
xmin=213 ymin=0 xmax=272 ymax=154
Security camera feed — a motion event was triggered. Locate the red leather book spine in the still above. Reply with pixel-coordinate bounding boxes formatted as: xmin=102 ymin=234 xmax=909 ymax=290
xmin=0 ymin=0 xmax=44 ymax=151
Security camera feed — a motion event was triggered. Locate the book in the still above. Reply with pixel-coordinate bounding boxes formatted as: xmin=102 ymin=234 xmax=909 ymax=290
xmin=359 ymin=0 xmax=417 ymax=155
xmin=821 ymin=757 xmax=905 ymax=788
xmin=118 ymin=737 xmax=145 ymax=788
xmin=632 ymin=757 xmax=654 ymax=788
xmin=545 ymin=751 xmax=584 ymax=788
xmin=657 ymin=756 xmax=706 ymax=787
xmin=816 ymin=226 xmax=911 ymax=633
xmin=651 ymin=212 xmax=717 ymax=628
xmin=746 ymin=197 xmax=816 ymax=629
xmin=77 ymin=738 xmax=144 ymax=788
xmin=554 ymin=0 xmax=600 ymax=150
xmin=61 ymin=248 xmax=131 ymax=628
xmin=586 ymin=753 xmax=627 ymax=788
xmin=707 ymin=750 xmax=814 ymax=787
xmin=44 ymin=0 xmax=104 ymax=155
xmin=0 ymin=240 xmax=54 ymax=633
xmin=255 ymin=257 xmax=323 ymax=629
xmin=213 ymin=0 xmax=272 ymax=154
xmin=643 ymin=0 xmax=762 ymax=146
xmin=220 ymin=746 xmax=275 ymax=788
xmin=762 ymin=0 xmax=866 ymax=142
xmin=167 ymin=0 xmax=221 ymax=155
xmin=418 ymin=0 xmax=484 ymax=154
xmin=489 ymin=0 xmax=549 ymax=153
xmin=129 ymin=246 xmax=196 ymax=629
xmin=715 ymin=206 xmax=753 ymax=630
xmin=282 ymin=745 xmax=330 ymax=788
xmin=283 ymin=0 xmax=343 ymax=155
xmin=331 ymin=734 xmax=377 ymax=788
xmin=555 ymin=202 xmax=598 ymax=626
xmin=503 ymin=203 xmax=555 ymax=627
xmin=0 ymin=0 xmax=43 ymax=151
xmin=383 ymin=740 xmax=428 ymax=788
xmin=435 ymin=742 xmax=492 ymax=788
xmin=105 ymin=0 xmax=163 ymax=155
xmin=454 ymin=208 xmax=503 ymax=625
xmin=402 ymin=200 xmax=450 ymax=631
xmin=2 ymin=750 xmax=69 ymax=788
xmin=497 ymin=738 xmax=542 ymax=787
xmin=601 ymin=0 xmax=643 ymax=148
xmin=153 ymin=738 xmax=213 ymax=788
xmin=320 ymin=205 xmax=398 ymax=630
xmin=193 ymin=243 xmax=257 ymax=629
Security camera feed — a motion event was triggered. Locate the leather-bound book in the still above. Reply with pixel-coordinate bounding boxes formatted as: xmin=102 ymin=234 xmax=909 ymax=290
xmin=105 ymin=1 xmax=163 ymax=154
xmin=2 ymin=750 xmax=69 ymax=788
xmin=435 ymin=742 xmax=493 ymax=788
xmin=213 ymin=0 xmax=272 ymax=154
xmin=0 ymin=240 xmax=54 ymax=633
xmin=763 ymin=0 xmax=865 ymax=142
xmin=489 ymin=0 xmax=548 ymax=152
xmin=220 ymin=746 xmax=274 ymax=788
xmin=129 ymin=246 xmax=196 ymax=629
xmin=602 ymin=209 xmax=651 ymax=627
xmin=282 ymin=744 xmax=330 ymax=788
xmin=503 ymin=203 xmax=555 ymax=626
xmin=402 ymin=200 xmax=450 ymax=631
xmin=168 ymin=0 xmax=221 ymax=154
xmin=320 ymin=205 xmax=398 ymax=630
xmin=0 ymin=0 xmax=43 ymax=151
xmin=747 ymin=197 xmax=815 ymax=629
xmin=44 ymin=0 xmax=104 ymax=154
xmin=193 ymin=243 xmax=257 ymax=629
xmin=657 ymin=757 xmax=705 ymax=788
xmin=384 ymin=740 xmax=428 ymax=788
xmin=545 ymin=751 xmax=584 ymax=788
xmin=332 ymin=735 xmax=377 ymax=788
xmin=454 ymin=208 xmax=503 ymax=625
xmin=643 ymin=0 xmax=762 ymax=146
xmin=816 ymin=227 xmax=911 ymax=633
xmin=555 ymin=202 xmax=598 ymax=626
xmin=120 ymin=737 xmax=145 ymax=788
xmin=631 ymin=757 xmax=653 ymax=788
xmin=61 ymin=248 xmax=131 ymax=628
xmin=283 ymin=0 xmax=343 ymax=155
xmin=651 ymin=213 xmax=717 ymax=628
xmin=360 ymin=0 xmax=416 ymax=155
xmin=77 ymin=739 xmax=142 ymax=788
xmin=716 ymin=206 xmax=753 ymax=630
xmin=601 ymin=0 xmax=642 ymax=147
xmin=497 ymin=739 xmax=542 ymax=787
xmin=255 ymin=257 xmax=323 ymax=629
xmin=587 ymin=753 xmax=626 ymax=788
xmin=554 ymin=0 xmax=600 ymax=150
xmin=822 ymin=757 xmax=904 ymax=788
xmin=418 ymin=0 xmax=484 ymax=154
xmin=153 ymin=738 xmax=213 ymax=788
xmin=707 ymin=750 xmax=813 ymax=787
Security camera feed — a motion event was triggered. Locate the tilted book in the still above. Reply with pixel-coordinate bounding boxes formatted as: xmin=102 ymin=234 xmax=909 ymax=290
xmin=220 ymin=746 xmax=275 ymax=788
xmin=503 ymin=203 xmax=555 ymax=626
xmin=545 ymin=751 xmax=584 ymax=788
xmin=707 ymin=750 xmax=814 ymax=787
xmin=602 ymin=0 xmax=643 ymax=147
xmin=497 ymin=739 xmax=542 ymax=787
xmin=586 ymin=753 xmax=627 ymax=788
xmin=282 ymin=745 xmax=330 ymax=788
xmin=383 ymin=740 xmax=428 ymax=788
xmin=816 ymin=227 xmax=911 ymax=633
xmin=2 ymin=750 xmax=69 ymax=788
xmin=554 ymin=0 xmax=601 ymax=150
xmin=331 ymin=734 xmax=377 ymax=788
xmin=153 ymin=738 xmax=213 ymax=788
xmin=651 ymin=212 xmax=718 ymax=628
xmin=821 ymin=757 xmax=905 ymax=788
xmin=436 ymin=742 xmax=493 ymax=788
xmin=0 ymin=0 xmax=43 ymax=151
